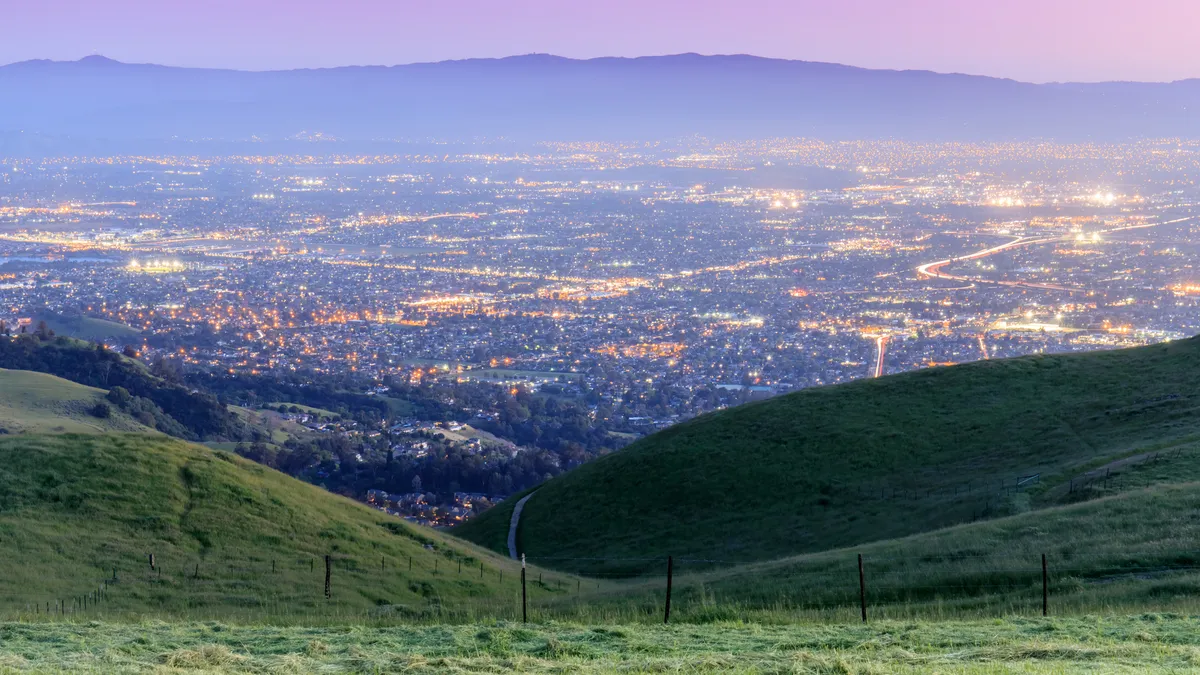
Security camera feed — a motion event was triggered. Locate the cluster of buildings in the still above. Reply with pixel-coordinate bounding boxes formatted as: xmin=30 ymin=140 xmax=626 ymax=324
xmin=2 ymin=138 xmax=1200 ymax=467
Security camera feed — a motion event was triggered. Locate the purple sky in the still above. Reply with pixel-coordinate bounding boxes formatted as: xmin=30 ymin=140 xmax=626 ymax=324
xmin=3 ymin=0 xmax=1198 ymax=82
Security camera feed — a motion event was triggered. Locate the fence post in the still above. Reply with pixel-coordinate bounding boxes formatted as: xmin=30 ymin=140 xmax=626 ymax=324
xmin=1042 ymin=553 xmax=1048 ymax=617
xmin=324 ymin=555 xmax=332 ymax=599
xmin=664 ymin=555 xmax=674 ymax=624
xmin=858 ymin=554 xmax=867 ymax=623
xmin=148 ymin=553 xmax=155 ymax=571
xmin=481 ymin=561 xmax=484 ymax=579
xmin=521 ymin=554 xmax=528 ymax=623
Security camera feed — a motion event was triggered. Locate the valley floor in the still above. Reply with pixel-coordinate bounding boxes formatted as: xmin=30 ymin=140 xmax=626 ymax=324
xmin=1 ymin=615 xmax=1199 ymax=673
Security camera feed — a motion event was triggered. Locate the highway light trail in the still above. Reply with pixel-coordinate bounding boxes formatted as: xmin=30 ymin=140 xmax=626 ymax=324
xmin=916 ymin=216 xmax=1198 ymax=295
xmin=916 ymin=235 xmax=1070 ymax=290
xmin=873 ymin=336 xmax=887 ymax=378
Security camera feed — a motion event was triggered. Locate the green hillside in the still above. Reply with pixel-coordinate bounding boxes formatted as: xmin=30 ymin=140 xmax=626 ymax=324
xmin=458 ymin=336 xmax=1200 ymax=573
xmin=0 ymin=369 xmax=152 ymax=434
xmin=0 ymin=433 xmax=573 ymax=621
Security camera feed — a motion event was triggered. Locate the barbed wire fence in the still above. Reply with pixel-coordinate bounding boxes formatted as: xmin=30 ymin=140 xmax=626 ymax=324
xmin=10 ymin=544 xmax=1200 ymax=624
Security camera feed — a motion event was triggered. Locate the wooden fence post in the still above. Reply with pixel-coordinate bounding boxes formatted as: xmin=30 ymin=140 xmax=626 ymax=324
xmin=1042 ymin=553 xmax=1048 ymax=617
xmin=521 ymin=554 xmax=528 ymax=623
xmin=324 ymin=555 xmax=332 ymax=599
xmin=148 ymin=553 xmax=155 ymax=571
xmin=858 ymin=554 xmax=867 ymax=623
xmin=664 ymin=555 xmax=674 ymax=624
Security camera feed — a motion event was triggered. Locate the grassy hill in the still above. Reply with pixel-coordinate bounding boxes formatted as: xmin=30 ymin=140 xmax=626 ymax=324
xmin=0 ymin=433 xmax=575 ymax=621
xmin=458 ymin=336 xmax=1200 ymax=573
xmin=0 ymin=369 xmax=152 ymax=434
xmin=32 ymin=311 xmax=140 ymax=342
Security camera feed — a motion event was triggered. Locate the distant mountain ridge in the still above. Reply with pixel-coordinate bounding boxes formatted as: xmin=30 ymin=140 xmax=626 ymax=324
xmin=1 ymin=53 xmax=1199 ymax=146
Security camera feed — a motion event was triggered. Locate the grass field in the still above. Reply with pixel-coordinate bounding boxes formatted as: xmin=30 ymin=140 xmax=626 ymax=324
xmin=0 ymin=433 xmax=577 ymax=621
xmin=2 ymin=615 xmax=1200 ymax=672
xmin=464 ymin=368 xmax=583 ymax=382
xmin=264 ymin=401 xmax=340 ymax=419
xmin=0 ymin=369 xmax=151 ymax=435
xmin=458 ymin=336 xmax=1200 ymax=573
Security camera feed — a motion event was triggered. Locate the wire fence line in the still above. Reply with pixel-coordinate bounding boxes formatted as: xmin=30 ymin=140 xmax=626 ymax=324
xmin=14 ymin=546 xmax=1200 ymax=625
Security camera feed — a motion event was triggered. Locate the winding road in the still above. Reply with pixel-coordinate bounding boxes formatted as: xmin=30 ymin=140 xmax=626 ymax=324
xmin=507 ymin=491 xmax=536 ymax=560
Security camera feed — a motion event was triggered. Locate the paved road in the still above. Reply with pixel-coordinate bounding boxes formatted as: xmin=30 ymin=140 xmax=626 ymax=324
xmin=507 ymin=491 xmax=536 ymax=560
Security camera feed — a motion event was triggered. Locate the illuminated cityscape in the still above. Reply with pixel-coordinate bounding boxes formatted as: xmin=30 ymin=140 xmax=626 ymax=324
xmin=3 ymin=137 xmax=1200 ymax=517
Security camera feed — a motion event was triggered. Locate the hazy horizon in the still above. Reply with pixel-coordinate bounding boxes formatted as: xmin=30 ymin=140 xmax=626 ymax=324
xmin=6 ymin=51 xmax=1200 ymax=86
xmin=4 ymin=0 xmax=1200 ymax=83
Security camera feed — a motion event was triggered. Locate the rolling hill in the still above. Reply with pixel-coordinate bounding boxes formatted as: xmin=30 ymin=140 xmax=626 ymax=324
xmin=0 ymin=368 xmax=152 ymax=435
xmin=457 ymin=336 xmax=1200 ymax=574
xmin=0 ymin=433 xmax=574 ymax=620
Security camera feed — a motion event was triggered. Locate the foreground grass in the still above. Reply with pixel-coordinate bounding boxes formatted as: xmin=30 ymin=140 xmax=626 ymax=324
xmin=2 ymin=615 xmax=1200 ymax=672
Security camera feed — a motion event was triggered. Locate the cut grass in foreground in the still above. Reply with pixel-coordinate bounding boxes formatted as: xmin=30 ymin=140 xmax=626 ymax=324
xmin=2 ymin=615 xmax=1200 ymax=673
